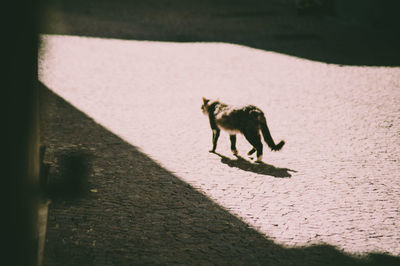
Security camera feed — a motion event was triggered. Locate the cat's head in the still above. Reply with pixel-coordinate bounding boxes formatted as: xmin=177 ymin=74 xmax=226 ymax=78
xmin=201 ymin=97 xmax=210 ymax=115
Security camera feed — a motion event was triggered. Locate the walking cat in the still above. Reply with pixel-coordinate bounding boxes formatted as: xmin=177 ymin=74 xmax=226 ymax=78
xmin=201 ymin=97 xmax=285 ymax=162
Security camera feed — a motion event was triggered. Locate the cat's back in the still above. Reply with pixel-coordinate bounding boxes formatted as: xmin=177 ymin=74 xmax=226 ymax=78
xmin=216 ymin=103 xmax=262 ymax=116
xmin=213 ymin=102 xmax=264 ymax=131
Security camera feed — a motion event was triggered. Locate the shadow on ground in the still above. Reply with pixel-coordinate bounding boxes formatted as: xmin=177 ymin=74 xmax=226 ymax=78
xmin=39 ymin=83 xmax=399 ymax=265
xmin=213 ymin=152 xmax=296 ymax=178
xmin=40 ymin=0 xmax=400 ymax=66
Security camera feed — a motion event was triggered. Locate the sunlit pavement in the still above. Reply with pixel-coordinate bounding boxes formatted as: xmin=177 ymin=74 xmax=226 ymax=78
xmin=39 ymin=34 xmax=400 ymax=256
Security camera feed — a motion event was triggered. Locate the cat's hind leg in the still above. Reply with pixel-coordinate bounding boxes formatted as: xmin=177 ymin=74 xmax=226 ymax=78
xmin=230 ymin=134 xmax=238 ymax=155
xmin=243 ymin=130 xmax=263 ymax=162
xmin=248 ymin=148 xmax=256 ymax=156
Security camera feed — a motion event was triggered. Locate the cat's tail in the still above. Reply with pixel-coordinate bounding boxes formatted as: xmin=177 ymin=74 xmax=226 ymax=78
xmin=259 ymin=116 xmax=285 ymax=151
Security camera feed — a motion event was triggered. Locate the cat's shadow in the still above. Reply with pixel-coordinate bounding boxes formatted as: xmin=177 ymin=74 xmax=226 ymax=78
xmin=213 ymin=152 xmax=296 ymax=178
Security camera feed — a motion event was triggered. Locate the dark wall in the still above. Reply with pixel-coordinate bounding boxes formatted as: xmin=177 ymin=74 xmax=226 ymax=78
xmin=335 ymin=0 xmax=400 ymax=27
xmin=3 ymin=1 xmax=41 ymax=265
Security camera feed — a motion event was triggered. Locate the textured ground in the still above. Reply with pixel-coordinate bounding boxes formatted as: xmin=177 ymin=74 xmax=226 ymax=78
xmin=39 ymin=0 xmax=400 ymax=265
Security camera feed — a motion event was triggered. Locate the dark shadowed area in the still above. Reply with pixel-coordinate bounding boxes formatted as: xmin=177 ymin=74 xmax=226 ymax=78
xmin=40 ymin=0 xmax=400 ymax=66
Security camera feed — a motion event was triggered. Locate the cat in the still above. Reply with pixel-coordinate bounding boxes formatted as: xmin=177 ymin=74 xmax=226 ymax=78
xmin=201 ymin=97 xmax=285 ymax=162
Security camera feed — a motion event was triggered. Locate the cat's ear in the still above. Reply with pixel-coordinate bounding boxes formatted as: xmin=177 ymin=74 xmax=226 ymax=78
xmin=202 ymin=97 xmax=210 ymax=104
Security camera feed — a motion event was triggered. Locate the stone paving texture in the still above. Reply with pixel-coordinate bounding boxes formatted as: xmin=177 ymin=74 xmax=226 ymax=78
xmin=39 ymin=0 xmax=400 ymax=265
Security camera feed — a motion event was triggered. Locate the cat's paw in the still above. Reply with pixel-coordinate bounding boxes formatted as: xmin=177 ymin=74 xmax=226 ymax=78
xmin=255 ymin=155 xmax=263 ymax=163
xmin=231 ymin=149 xmax=238 ymax=156
xmin=248 ymin=148 xmax=256 ymax=156
xmin=209 ymin=149 xmax=216 ymax=153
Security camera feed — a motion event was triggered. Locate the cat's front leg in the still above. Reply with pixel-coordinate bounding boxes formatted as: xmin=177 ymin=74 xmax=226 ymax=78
xmin=230 ymin=134 xmax=238 ymax=155
xmin=210 ymin=128 xmax=220 ymax=153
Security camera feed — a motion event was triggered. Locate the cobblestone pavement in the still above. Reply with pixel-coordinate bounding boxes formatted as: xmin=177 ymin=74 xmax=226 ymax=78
xmin=39 ymin=0 xmax=400 ymax=265
xmin=41 ymin=85 xmax=398 ymax=266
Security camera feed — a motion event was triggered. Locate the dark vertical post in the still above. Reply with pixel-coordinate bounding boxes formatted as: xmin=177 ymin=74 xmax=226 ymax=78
xmin=2 ymin=1 xmax=42 ymax=265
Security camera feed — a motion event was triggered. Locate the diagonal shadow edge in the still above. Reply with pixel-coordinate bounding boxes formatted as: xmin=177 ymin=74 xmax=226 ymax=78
xmin=39 ymin=82 xmax=399 ymax=265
